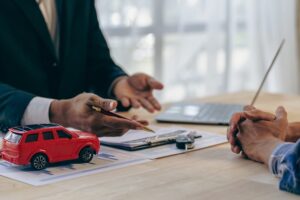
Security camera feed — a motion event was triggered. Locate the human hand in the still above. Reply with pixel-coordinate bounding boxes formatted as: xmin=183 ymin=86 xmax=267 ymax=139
xmin=113 ymin=73 xmax=164 ymax=113
xmin=49 ymin=93 xmax=147 ymax=137
xmin=236 ymin=107 xmax=288 ymax=164
xmin=227 ymin=106 xmax=276 ymax=154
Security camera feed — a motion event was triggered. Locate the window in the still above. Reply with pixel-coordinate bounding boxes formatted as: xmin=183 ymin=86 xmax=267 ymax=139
xmin=4 ymin=131 xmax=22 ymax=144
xmin=43 ymin=131 xmax=54 ymax=140
xmin=57 ymin=130 xmax=71 ymax=139
xmin=25 ymin=134 xmax=38 ymax=143
xmin=96 ymin=1 xmax=299 ymax=100
xmin=96 ymin=0 xmax=232 ymax=101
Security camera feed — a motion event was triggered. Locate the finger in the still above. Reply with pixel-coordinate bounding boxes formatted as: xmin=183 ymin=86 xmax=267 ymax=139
xmin=139 ymin=98 xmax=155 ymax=113
xmin=227 ymin=131 xmax=241 ymax=153
xmin=228 ymin=112 xmax=247 ymax=143
xmin=90 ymin=126 xmax=115 ymax=137
xmin=243 ymin=105 xmax=256 ymax=111
xmin=275 ymin=106 xmax=288 ymax=127
xmin=131 ymin=115 xmax=139 ymax=121
xmin=227 ymin=127 xmax=237 ymax=147
xmin=137 ymin=120 xmax=149 ymax=126
xmin=102 ymin=116 xmax=142 ymax=130
xmin=147 ymin=77 xmax=164 ymax=90
xmin=229 ymin=112 xmax=247 ymax=130
xmin=93 ymin=128 xmax=110 ymax=137
xmin=244 ymin=110 xmax=276 ymax=121
xmin=107 ymin=129 xmax=129 ymax=137
xmin=228 ymin=131 xmax=237 ymax=146
xmin=92 ymin=125 xmax=129 ymax=137
xmin=93 ymin=127 xmax=114 ymax=137
xmin=227 ymin=127 xmax=234 ymax=142
xmin=147 ymin=96 xmax=161 ymax=111
xmin=131 ymin=115 xmax=149 ymax=126
xmin=130 ymin=99 xmax=141 ymax=109
xmin=234 ymin=146 xmax=241 ymax=154
xmin=231 ymin=145 xmax=241 ymax=154
xmin=231 ymin=145 xmax=236 ymax=153
xmin=88 ymin=95 xmax=117 ymax=111
xmin=120 ymin=97 xmax=130 ymax=108
xmin=275 ymin=106 xmax=287 ymax=121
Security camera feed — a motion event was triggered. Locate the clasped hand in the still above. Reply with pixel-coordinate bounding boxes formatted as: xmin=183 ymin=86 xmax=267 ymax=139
xmin=227 ymin=106 xmax=288 ymax=164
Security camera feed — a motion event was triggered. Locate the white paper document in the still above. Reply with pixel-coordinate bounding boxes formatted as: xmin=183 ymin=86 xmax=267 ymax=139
xmin=0 ymin=127 xmax=227 ymax=186
xmin=0 ymin=146 xmax=149 ymax=186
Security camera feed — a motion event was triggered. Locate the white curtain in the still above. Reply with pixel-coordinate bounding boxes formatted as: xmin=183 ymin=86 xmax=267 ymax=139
xmin=95 ymin=0 xmax=299 ymax=103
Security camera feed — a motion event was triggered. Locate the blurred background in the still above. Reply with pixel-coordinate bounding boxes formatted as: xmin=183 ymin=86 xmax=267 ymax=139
xmin=95 ymin=0 xmax=299 ymax=103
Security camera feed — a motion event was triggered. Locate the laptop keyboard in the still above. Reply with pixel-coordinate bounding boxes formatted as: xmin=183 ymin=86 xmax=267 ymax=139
xmin=193 ymin=104 xmax=243 ymax=122
xmin=156 ymin=103 xmax=244 ymax=125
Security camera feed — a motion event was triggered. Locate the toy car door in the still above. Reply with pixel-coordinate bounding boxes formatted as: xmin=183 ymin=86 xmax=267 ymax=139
xmin=40 ymin=131 xmax=57 ymax=161
xmin=53 ymin=129 xmax=77 ymax=161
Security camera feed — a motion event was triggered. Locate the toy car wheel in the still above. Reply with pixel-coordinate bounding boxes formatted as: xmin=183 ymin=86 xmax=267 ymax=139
xmin=79 ymin=147 xmax=94 ymax=163
xmin=31 ymin=154 xmax=48 ymax=170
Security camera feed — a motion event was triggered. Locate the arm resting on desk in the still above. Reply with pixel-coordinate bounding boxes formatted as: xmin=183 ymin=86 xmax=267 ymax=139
xmin=0 ymin=83 xmax=34 ymax=131
xmin=269 ymin=139 xmax=300 ymax=195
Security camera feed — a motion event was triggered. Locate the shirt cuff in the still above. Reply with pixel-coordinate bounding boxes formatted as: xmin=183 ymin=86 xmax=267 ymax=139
xmin=21 ymin=97 xmax=54 ymax=125
xmin=268 ymin=142 xmax=294 ymax=177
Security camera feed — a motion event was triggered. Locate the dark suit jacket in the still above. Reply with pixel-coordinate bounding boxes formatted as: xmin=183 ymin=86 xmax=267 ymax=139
xmin=0 ymin=0 xmax=127 ymax=131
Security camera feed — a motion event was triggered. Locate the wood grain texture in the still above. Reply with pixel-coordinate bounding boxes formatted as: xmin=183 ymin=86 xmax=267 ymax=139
xmin=1 ymin=91 xmax=300 ymax=200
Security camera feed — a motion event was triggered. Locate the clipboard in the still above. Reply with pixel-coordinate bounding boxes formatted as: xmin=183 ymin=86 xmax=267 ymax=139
xmin=100 ymin=128 xmax=202 ymax=151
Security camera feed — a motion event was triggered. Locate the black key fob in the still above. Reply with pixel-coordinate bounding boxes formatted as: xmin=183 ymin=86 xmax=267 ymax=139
xmin=176 ymin=132 xmax=195 ymax=150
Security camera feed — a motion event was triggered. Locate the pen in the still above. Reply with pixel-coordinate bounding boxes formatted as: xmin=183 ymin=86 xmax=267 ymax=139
xmin=91 ymin=106 xmax=155 ymax=133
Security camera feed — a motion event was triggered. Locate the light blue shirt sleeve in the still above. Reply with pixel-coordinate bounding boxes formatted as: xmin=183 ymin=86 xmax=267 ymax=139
xmin=269 ymin=139 xmax=300 ymax=195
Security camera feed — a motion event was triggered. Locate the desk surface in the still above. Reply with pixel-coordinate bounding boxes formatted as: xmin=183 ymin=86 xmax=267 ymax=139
xmin=1 ymin=91 xmax=299 ymax=200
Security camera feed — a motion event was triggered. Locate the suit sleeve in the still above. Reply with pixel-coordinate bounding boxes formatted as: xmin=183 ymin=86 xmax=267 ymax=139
xmin=0 ymin=83 xmax=35 ymax=132
xmin=87 ymin=1 xmax=128 ymax=98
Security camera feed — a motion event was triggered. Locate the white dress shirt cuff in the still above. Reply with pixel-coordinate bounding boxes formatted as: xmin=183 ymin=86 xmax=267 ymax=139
xmin=21 ymin=97 xmax=54 ymax=125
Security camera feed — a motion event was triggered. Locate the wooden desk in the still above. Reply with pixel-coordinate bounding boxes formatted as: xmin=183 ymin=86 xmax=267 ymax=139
xmin=0 ymin=92 xmax=299 ymax=200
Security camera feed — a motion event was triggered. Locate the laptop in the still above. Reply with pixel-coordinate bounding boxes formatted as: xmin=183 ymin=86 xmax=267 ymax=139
xmin=156 ymin=40 xmax=285 ymax=125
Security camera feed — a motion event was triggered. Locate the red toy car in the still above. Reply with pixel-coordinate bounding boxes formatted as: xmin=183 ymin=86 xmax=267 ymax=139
xmin=1 ymin=124 xmax=100 ymax=170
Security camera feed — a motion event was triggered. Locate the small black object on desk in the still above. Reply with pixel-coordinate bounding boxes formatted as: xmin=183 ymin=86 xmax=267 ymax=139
xmin=176 ymin=132 xmax=196 ymax=150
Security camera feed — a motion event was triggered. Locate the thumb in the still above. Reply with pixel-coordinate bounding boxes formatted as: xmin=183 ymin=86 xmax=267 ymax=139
xmin=243 ymin=105 xmax=256 ymax=111
xmin=89 ymin=96 xmax=118 ymax=111
xmin=244 ymin=110 xmax=275 ymax=121
xmin=275 ymin=106 xmax=288 ymax=125
xmin=147 ymin=77 xmax=164 ymax=90
xmin=99 ymin=99 xmax=118 ymax=111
